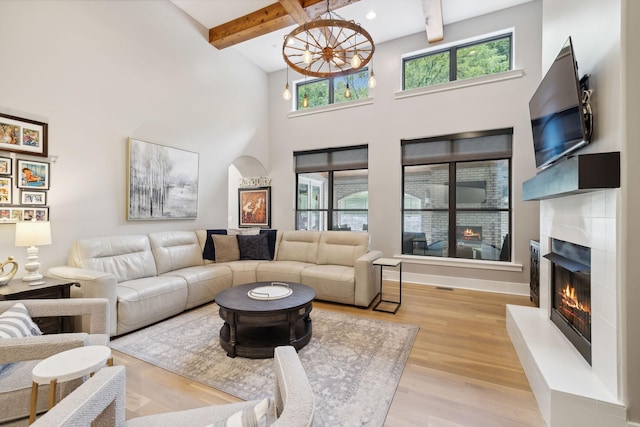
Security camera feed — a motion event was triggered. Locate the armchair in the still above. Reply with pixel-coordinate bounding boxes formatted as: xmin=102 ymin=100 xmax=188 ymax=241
xmin=32 ymin=346 xmax=314 ymax=426
xmin=0 ymin=298 xmax=109 ymax=424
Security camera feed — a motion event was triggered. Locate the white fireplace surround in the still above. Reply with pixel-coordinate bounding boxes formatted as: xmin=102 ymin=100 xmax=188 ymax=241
xmin=507 ymin=189 xmax=626 ymax=426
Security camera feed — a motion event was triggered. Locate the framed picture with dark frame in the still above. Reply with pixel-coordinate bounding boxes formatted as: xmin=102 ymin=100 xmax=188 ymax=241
xmin=20 ymin=190 xmax=46 ymax=205
xmin=0 ymin=177 xmax=12 ymax=204
xmin=0 ymin=156 xmax=11 ymax=175
xmin=0 ymin=113 xmax=48 ymax=157
xmin=239 ymin=186 xmax=271 ymax=228
xmin=17 ymin=159 xmax=50 ymax=190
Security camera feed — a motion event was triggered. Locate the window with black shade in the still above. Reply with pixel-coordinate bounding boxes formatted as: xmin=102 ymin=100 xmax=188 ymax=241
xmin=295 ymin=145 xmax=368 ymax=231
xmin=402 ymin=129 xmax=512 ymax=261
xmin=403 ymin=33 xmax=512 ymax=90
xmin=296 ymin=68 xmax=369 ymax=110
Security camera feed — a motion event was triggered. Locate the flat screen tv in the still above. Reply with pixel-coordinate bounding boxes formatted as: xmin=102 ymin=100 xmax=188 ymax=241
xmin=529 ymin=37 xmax=592 ymax=170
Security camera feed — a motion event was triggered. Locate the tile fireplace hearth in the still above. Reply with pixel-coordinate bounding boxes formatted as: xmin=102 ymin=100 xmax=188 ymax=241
xmin=507 ymin=188 xmax=625 ymax=427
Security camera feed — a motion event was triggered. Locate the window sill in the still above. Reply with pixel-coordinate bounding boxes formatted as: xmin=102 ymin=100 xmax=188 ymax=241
xmin=394 ymin=69 xmax=525 ymax=101
xmin=287 ymin=97 xmax=374 ymax=118
xmin=396 ymin=254 xmax=523 ymax=272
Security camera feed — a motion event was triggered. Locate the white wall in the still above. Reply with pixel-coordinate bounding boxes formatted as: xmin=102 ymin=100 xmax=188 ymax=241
xmin=0 ymin=0 xmax=270 ymax=272
xmin=267 ymin=1 xmax=542 ymax=289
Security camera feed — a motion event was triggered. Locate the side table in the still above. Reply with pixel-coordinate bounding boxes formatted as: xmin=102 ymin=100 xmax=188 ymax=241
xmin=0 ymin=277 xmax=76 ymax=333
xmin=29 ymin=345 xmax=113 ymax=424
xmin=372 ymin=258 xmax=402 ymax=314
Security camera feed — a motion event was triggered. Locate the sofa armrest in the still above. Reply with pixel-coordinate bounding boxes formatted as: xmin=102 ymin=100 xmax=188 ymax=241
xmin=48 ymin=266 xmax=118 ymax=337
xmin=0 ymin=333 xmax=88 ymax=364
xmin=353 ymin=250 xmax=383 ymax=307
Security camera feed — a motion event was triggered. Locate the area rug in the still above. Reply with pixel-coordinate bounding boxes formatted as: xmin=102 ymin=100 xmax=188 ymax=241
xmin=111 ymin=303 xmax=418 ymax=427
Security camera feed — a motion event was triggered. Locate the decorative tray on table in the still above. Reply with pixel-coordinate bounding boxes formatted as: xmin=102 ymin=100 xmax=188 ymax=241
xmin=248 ymin=282 xmax=293 ymax=300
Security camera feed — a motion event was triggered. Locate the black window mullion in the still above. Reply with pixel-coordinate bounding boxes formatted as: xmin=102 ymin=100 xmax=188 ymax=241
xmin=450 ymin=46 xmax=457 ymax=82
xmin=328 ymin=77 xmax=335 ymax=104
xmin=448 ymin=163 xmax=456 ymax=257
xmin=327 ymin=171 xmax=334 ymax=230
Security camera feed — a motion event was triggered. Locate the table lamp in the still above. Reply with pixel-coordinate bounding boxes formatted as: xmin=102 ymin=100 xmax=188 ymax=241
xmin=15 ymin=220 xmax=52 ymax=282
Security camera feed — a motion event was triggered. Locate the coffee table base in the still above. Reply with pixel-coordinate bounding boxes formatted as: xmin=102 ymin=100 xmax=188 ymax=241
xmin=219 ymin=317 xmax=312 ymax=358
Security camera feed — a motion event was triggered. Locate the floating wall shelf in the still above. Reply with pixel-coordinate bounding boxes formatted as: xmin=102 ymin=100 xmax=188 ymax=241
xmin=522 ymin=152 xmax=620 ymax=201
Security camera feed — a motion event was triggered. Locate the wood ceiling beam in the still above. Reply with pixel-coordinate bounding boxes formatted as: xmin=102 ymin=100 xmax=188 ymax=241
xmin=278 ymin=0 xmax=311 ymax=25
xmin=209 ymin=0 xmax=361 ymax=49
xmin=422 ymin=0 xmax=444 ymax=43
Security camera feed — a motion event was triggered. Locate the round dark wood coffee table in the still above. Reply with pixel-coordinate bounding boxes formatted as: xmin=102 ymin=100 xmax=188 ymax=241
xmin=215 ymin=282 xmax=316 ymax=358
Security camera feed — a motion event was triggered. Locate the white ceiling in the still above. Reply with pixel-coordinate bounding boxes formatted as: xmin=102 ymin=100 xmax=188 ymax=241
xmin=170 ymin=0 xmax=534 ymax=73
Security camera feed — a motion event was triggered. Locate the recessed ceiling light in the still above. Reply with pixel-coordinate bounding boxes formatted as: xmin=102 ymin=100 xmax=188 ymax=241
xmin=366 ymin=10 xmax=376 ymax=20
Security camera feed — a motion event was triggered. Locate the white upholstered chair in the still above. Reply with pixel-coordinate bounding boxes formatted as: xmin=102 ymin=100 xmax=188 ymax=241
xmin=31 ymin=345 xmax=314 ymax=427
xmin=0 ymin=298 xmax=109 ymax=425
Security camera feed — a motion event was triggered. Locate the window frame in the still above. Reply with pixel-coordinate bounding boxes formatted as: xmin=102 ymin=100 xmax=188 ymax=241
xmin=402 ymin=32 xmax=513 ymax=91
xmin=294 ymin=145 xmax=368 ymax=231
xmin=295 ymin=68 xmax=370 ymax=110
xmin=401 ymin=129 xmax=513 ymax=261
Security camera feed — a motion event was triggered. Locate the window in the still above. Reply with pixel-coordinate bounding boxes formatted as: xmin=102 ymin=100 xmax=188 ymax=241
xmin=295 ymin=145 xmax=368 ymax=231
xmin=401 ymin=129 xmax=512 ymax=261
xmin=296 ymin=69 xmax=369 ymax=110
xmin=403 ymin=33 xmax=512 ymax=90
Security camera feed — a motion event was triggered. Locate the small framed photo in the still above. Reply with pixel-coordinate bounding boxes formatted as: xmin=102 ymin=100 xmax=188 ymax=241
xmin=0 ymin=156 xmax=11 ymax=175
xmin=20 ymin=190 xmax=46 ymax=205
xmin=0 ymin=177 xmax=11 ymax=204
xmin=0 ymin=207 xmax=49 ymax=223
xmin=17 ymin=159 xmax=49 ymax=190
xmin=0 ymin=113 xmax=48 ymax=157
xmin=239 ymin=186 xmax=271 ymax=228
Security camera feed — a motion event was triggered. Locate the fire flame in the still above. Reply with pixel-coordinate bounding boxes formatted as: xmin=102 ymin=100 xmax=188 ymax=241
xmin=462 ymin=228 xmax=481 ymax=240
xmin=561 ymin=283 xmax=590 ymax=314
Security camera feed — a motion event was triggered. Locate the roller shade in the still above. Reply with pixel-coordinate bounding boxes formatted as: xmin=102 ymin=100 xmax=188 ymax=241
xmin=295 ymin=145 xmax=368 ymax=173
xmin=402 ymin=129 xmax=513 ymax=165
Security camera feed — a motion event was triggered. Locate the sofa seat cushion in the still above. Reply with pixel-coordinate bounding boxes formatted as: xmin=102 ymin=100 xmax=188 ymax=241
xmin=301 ymin=265 xmax=355 ymax=305
xmin=115 ymin=276 xmax=188 ymax=335
xmin=223 ymin=261 xmax=269 ymax=286
xmin=163 ymin=264 xmax=233 ymax=309
xmin=255 ymin=261 xmax=315 ymax=284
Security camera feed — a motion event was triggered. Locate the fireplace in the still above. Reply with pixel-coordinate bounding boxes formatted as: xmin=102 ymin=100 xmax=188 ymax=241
xmin=545 ymin=239 xmax=591 ymax=364
xmin=456 ymin=226 xmax=482 ymax=242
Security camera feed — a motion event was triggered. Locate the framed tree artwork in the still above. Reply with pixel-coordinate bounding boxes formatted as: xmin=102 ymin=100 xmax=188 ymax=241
xmin=238 ymin=186 xmax=271 ymax=228
xmin=127 ymin=138 xmax=199 ymax=220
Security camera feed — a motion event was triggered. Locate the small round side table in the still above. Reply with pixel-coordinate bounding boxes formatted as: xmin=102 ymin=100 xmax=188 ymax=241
xmin=29 ymin=345 xmax=112 ymax=424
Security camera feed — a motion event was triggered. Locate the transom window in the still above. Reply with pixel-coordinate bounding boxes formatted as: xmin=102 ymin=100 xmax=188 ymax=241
xmin=296 ymin=68 xmax=369 ymax=110
xmin=401 ymin=129 xmax=512 ymax=261
xmin=403 ymin=33 xmax=512 ymax=90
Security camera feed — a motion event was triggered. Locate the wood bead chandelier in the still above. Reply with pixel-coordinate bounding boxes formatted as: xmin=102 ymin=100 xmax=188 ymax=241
xmin=282 ymin=2 xmax=375 ymax=79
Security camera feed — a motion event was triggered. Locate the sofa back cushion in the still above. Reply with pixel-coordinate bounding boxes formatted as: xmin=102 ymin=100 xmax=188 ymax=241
xmin=69 ymin=235 xmax=157 ymax=283
xmin=149 ymin=231 xmax=203 ymax=274
xmin=316 ymin=231 xmax=369 ymax=267
xmin=276 ymin=231 xmax=321 ymax=263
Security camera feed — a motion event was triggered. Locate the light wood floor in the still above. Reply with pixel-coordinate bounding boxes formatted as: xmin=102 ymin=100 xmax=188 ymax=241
xmin=114 ymin=282 xmax=546 ymax=426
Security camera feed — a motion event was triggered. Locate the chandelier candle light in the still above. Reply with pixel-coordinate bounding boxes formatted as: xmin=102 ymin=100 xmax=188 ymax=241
xmin=282 ymin=1 xmax=375 ymax=100
xmin=15 ymin=220 xmax=51 ymax=283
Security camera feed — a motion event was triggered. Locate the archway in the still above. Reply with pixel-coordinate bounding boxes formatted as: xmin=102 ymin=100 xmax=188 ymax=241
xmin=227 ymin=156 xmax=267 ymax=228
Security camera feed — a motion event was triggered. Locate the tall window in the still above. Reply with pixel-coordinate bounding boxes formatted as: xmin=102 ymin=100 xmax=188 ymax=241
xmin=403 ymin=33 xmax=512 ymax=90
xmin=295 ymin=145 xmax=368 ymax=231
xmin=296 ymin=69 xmax=369 ymax=110
xmin=401 ymin=129 xmax=512 ymax=261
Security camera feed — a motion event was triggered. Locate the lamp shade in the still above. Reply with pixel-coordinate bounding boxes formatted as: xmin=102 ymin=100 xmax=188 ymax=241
xmin=15 ymin=221 xmax=52 ymax=247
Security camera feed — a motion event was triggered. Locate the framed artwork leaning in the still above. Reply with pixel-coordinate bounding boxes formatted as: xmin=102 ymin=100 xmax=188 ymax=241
xmin=239 ymin=186 xmax=271 ymax=228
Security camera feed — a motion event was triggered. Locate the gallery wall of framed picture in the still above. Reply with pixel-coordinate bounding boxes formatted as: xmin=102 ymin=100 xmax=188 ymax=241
xmin=0 ymin=113 xmax=51 ymax=223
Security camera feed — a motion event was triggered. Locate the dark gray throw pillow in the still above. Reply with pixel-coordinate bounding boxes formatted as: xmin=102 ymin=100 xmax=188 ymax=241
xmin=237 ymin=233 xmax=271 ymax=260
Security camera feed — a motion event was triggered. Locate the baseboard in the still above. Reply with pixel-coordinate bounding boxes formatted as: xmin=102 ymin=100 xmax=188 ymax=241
xmin=381 ymin=270 xmax=530 ymax=296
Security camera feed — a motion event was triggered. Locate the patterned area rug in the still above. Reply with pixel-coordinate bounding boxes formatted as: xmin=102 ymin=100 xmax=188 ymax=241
xmin=111 ymin=303 xmax=418 ymax=427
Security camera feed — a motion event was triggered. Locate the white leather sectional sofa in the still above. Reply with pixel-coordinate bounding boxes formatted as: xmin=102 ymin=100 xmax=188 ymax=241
xmin=48 ymin=230 xmax=382 ymax=337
